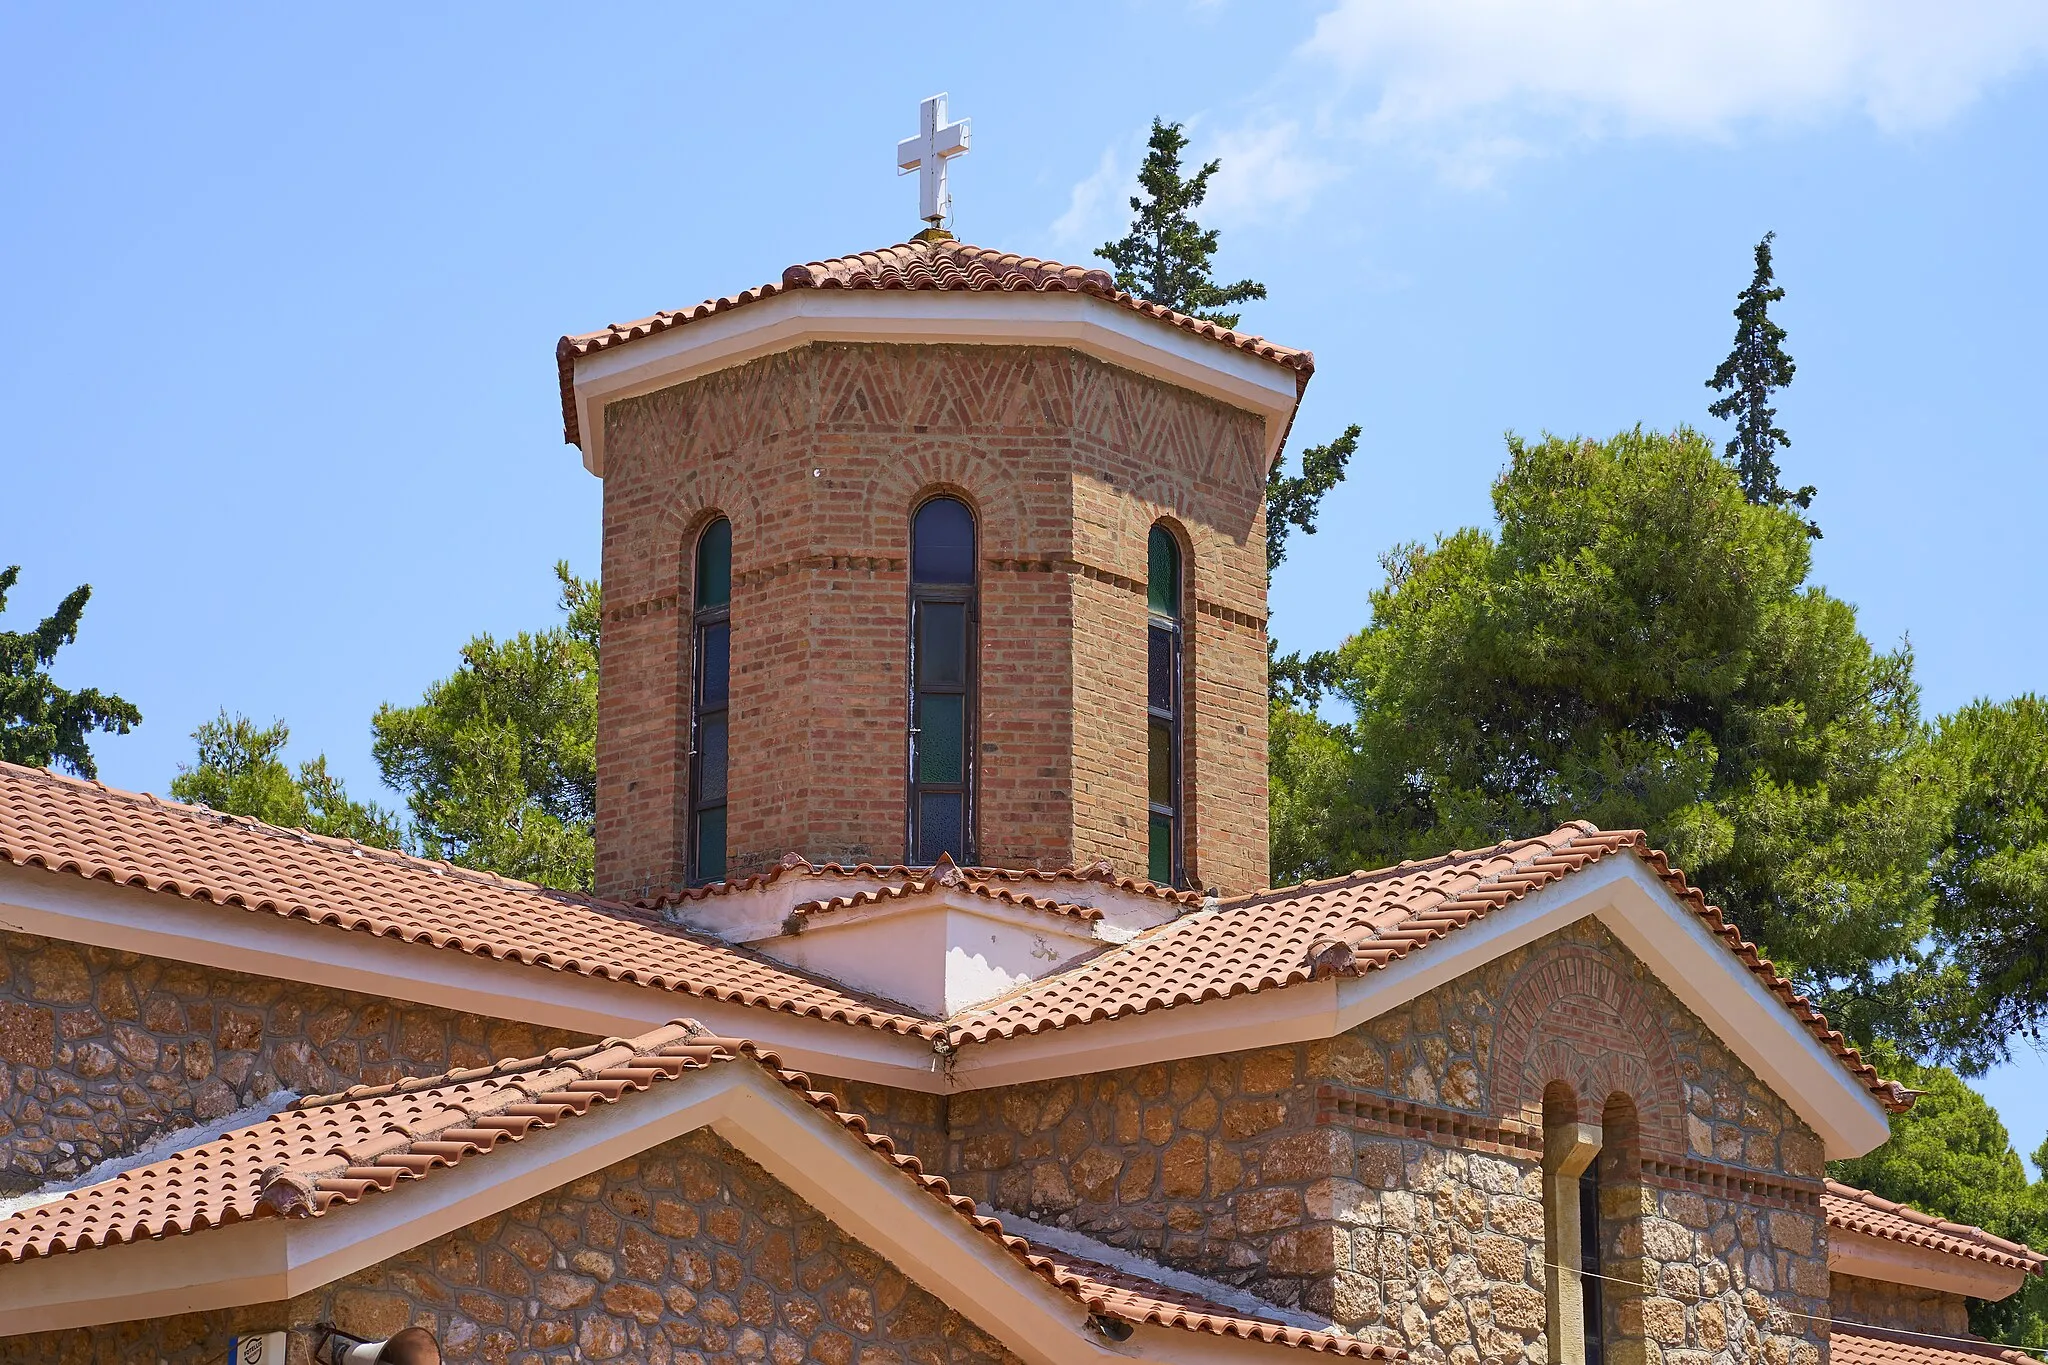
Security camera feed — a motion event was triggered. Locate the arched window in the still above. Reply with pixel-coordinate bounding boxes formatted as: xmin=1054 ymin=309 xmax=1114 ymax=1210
xmin=1147 ymin=525 xmax=1183 ymax=885
xmin=909 ymin=497 xmax=976 ymax=864
xmin=689 ymin=517 xmax=732 ymax=884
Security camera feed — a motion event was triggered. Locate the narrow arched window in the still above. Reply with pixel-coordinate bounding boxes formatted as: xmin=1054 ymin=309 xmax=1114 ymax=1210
xmin=909 ymin=497 xmax=975 ymax=864
xmin=1147 ymin=525 xmax=1183 ymax=885
xmin=689 ymin=517 xmax=732 ymax=884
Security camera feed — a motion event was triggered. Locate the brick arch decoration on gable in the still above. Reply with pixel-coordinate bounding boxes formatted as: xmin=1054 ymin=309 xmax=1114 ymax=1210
xmin=866 ymin=442 xmax=1031 ymax=562
xmin=1490 ymin=942 xmax=1687 ymax=1160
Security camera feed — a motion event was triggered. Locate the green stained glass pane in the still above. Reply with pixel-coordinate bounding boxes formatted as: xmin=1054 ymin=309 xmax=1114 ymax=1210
xmin=694 ymin=806 xmax=726 ymax=883
xmin=1149 ymin=813 xmax=1174 ymax=884
xmin=696 ymin=518 xmax=732 ymax=609
xmin=1149 ymin=720 xmax=1173 ymax=806
xmin=1148 ymin=525 xmax=1179 ymax=618
xmin=918 ymin=694 xmax=964 ymax=785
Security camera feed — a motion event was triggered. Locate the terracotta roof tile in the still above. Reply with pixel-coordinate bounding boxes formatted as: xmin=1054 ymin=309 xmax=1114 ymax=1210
xmin=555 ymin=238 xmax=1315 ymax=447
xmin=0 ymin=1023 xmax=728 ymax=1262
xmin=782 ymin=857 xmax=1103 ymax=927
xmin=790 ymin=881 xmax=1101 ymax=926
xmin=0 ymin=761 xmax=937 ymax=1038
xmin=0 ymin=1020 xmax=1390 ymax=1356
xmin=1832 ymin=1324 xmax=2041 ymax=1365
xmin=0 ymin=761 xmax=1915 ymax=1109
xmin=639 ymin=851 xmax=1200 ymax=913
xmin=948 ymin=824 xmax=1909 ymax=1111
xmin=1825 ymin=1181 xmax=2047 ymax=1274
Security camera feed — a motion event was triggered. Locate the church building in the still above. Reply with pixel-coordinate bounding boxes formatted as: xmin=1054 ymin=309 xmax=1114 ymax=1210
xmin=0 ymin=99 xmax=2039 ymax=1365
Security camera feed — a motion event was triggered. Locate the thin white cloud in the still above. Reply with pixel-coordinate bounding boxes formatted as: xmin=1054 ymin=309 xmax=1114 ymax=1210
xmin=1204 ymin=122 xmax=1343 ymax=224
xmin=1049 ymin=145 xmax=1126 ymax=251
xmin=1304 ymin=0 xmax=2048 ymax=139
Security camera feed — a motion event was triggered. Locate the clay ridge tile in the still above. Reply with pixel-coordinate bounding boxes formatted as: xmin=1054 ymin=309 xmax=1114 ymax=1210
xmin=1824 ymin=1180 xmax=2047 ymax=1274
xmin=555 ymin=237 xmax=1314 ymax=448
xmin=785 ymin=862 xmax=1104 ymax=926
xmin=943 ymin=824 xmax=1909 ymax=1113
xmin=0 ymin=1021 xmax=737 ymax=1263
xmin=1832 ymin=1323 xmax=2042 ymax=1365
xmin=0 ymin=1021 xmax=1391 ymax=1356
xmin=728 ymin=1040 xmax=1397 ymax=1356
xmin=636 ymin=850 xmax=1200 ymax=914
xmin=0 ymin=760 xmax=942 ymax=1040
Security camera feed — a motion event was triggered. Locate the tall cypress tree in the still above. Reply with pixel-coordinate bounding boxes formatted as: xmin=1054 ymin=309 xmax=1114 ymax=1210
xmin=1099 ymin=119 xmax=1267 ymax=328
xmin=1707 ymin=232 xmax=1817 ymax=533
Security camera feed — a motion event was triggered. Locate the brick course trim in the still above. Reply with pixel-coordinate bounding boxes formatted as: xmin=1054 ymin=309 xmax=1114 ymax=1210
xmin=1313 ymin=1083 xmax=1824 ymax=1212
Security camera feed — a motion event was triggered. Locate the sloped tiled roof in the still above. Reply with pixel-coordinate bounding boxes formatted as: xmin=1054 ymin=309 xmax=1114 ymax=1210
xmin=1831 ymin=1324 xmax=2040 ymax=1365
xmin=1825 ymin=1180 xmax=2048 ymax=1274
xmin=555 ymin=238 xmax=1316 ymax=447
xmin=947 ymin=824 xmax=1911 ymax=1112
xmin=0 ymin=761 xmax=1909 ymax=1110
xmin=0 ymin=761 xmax=937 ymax=1038
xmin=642 ymin=850 xmax=1200 ymax=915
xmin=790 ymin=878 xmax=1102 ymax=927
xmin=0 ymin=1020 xmax=1391 ymax=1356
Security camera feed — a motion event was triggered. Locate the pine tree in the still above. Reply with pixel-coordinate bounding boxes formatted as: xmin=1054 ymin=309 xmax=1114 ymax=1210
xmin=0 ymin=565 xmax=140 ymax=778
xmin=1099 ymin=119 xmax=1266 ymax=328
xmin=1707 ymin=232 xmax=1817 ymax=533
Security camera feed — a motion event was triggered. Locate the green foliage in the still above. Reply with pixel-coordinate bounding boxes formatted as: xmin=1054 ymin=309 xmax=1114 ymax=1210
xmin=1273 ymin=427 xmax=1949 ymax=1045
xmin=1707 ymin=233 xmax=1816 ymax=530
xmin=170 ymin=711 xmax=405 ymax=849
xmin=0 ymin=566 xmax=141 ymax=779
xmin=1267 ymin=425 xmax=1360 ymax=572
xmin=1923 ymin=696 xmax=2048 ymax=1063
xmin=371 ymin=563 xmax=598 ymax=891
xmin=1830 ymin=1042 xmax=2048 ymax=1347
xmin=1099 ymin=118 xmax=1266 ymax=328
xmin=1097 ymin=119 xmax=1358 ymax=602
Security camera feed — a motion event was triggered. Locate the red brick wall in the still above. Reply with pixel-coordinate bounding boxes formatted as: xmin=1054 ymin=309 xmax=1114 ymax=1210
xmin=596 ymin=342 xmax=1272 ymax=899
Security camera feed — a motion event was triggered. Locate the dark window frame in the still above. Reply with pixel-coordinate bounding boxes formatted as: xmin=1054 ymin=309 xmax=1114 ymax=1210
xmin=688 ymin=517 xmax=732 ymax=885
xmin=1579 ymin=1162 xmax=1604 ymax=1365
xmin=907 ymin=495 xmax=977 ymax=865
xmin=1147 ymin=524 xmax=1184 ymax=887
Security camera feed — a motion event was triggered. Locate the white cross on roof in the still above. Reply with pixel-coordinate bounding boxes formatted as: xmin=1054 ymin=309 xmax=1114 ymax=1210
xmin=896 ymin=93 xmax=970 ymax=227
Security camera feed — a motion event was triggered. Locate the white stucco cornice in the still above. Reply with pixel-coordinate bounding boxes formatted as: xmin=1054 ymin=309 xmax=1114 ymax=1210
xmin=568 ymin=289 xmax=1306 ymax=477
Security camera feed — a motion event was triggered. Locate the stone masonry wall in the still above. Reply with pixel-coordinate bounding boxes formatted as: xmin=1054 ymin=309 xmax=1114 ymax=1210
xmin=0 ymin=933 xmax=583 ymax=1195
xmin=596 ymin=341 xmax=1272 ymax=898
xmin=932 ymin=919 xmax=1831 ymax=1365
xmin=0 ymin=1129 xmax=1022 ymax=1365
xmin=1830 ymin=1272 xmax=1970 ymax=1337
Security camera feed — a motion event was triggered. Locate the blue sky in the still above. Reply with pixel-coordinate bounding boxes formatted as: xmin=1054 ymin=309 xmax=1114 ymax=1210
xmin=4 ymin=5 xmax=2045 ymax=1160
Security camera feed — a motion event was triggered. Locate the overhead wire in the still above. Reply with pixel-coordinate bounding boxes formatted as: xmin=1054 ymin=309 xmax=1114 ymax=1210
xmin=1535 ymin=1260 xmax=2048 ymax=1364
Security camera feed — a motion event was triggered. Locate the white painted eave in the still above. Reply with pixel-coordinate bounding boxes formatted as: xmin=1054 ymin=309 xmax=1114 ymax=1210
xmin=947 ymin=855 xmax=1894 ymax=1160
xmin=0 ymin=865 xmax=944 ymax=1093
xmin=0 ymin=1060 xmax=1335 ymax=1361
xmin=1829 ymin=1227 xmax=2032 ymax=1301
xmin=569 ymin=289 xmax=1305 ymax=476
xmin=0 ymin=853 xmax=1898 ymax=1154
